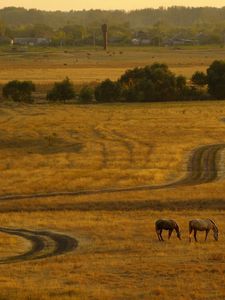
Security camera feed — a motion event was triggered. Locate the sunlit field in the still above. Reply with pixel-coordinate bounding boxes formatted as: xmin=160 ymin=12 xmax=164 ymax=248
xmin=0 ymin=46 xmax=224 ymax=86
xmin=0 ymin=101 xmax=225 ymax=299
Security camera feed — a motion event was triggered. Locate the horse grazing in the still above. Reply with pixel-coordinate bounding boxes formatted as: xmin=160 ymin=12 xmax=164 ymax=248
xmin=189 ymin=219 xmax=219 ymax=242
xmin=155 ymin=219 xmax=181 ymax=241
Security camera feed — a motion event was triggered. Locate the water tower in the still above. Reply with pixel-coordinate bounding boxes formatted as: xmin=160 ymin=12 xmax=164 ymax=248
xmin=101 ymin=24 xmax=108 ymax=50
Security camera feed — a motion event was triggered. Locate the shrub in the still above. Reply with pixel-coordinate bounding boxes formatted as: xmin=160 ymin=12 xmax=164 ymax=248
xmin=118 ymin=64 xmax=187 ymax=102
xmin=95 ymin=79 xmax=121 ymax=102
xmin=79 ymin=85 xmax=94 ymax=103
xmin=191 ymin=71 xmax=208 ymax=86
xmin=47 ymin=77 xmax=75 ymax=102
xmin=2 ymin=80 xmax=35 ymax=102
xmin=207 ymin=60 xmax=225 ymax=99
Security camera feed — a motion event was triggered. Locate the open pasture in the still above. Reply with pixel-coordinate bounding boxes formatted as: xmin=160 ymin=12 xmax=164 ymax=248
xmin=0 ymin=46 xmax=225 ymax=85
xmin=0 ymin=101 xmax=225 ymax=299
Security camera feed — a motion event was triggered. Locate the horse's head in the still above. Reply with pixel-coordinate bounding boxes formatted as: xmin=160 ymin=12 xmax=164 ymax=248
xmin=213 ymin=228 xmax=219 ymax=241
xmin=210 ymin=219 xmax=219 ymax=241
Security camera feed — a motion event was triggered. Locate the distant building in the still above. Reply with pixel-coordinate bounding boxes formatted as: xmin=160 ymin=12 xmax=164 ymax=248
xmin=131 ymin=38 xmax=140 ymax=45
xmin=163 ymin=38 xmax=196 ymax=46
xmin=13 ymin=37 xmax=51 ymax=46
xmin=131 ymin=38 xmax=152 ymax=46
xmin=141 ymin=39 xmax=151 ymax=45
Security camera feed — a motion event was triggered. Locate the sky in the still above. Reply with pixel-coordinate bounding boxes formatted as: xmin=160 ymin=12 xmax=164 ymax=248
xmin=0 ymin=0 xmax=224 ymax=11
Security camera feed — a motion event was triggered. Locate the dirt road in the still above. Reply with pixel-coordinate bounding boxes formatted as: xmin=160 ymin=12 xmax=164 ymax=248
xmin=0 ymin=227 xmax=78 ymax=264
xmin=0 ymin=143 xmax=223 ymax=201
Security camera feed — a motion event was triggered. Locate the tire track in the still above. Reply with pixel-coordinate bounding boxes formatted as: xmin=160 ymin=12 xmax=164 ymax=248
xmin=0 ymin=143 xmax=224 ymax=202
xmin=176 ymin=143 xmax=225 ymax=186
xmin=0 ymin=227 xmax=78 ymax=264
xmin=92 ymin=127 xmax=134 ymax=166
xmin=111 ymin=129 xmax=153 ymax=167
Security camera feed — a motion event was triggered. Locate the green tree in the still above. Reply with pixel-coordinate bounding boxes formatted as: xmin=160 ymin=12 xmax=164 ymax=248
xmin=119 ymin=63 xmax=184 ymax=102
xmin=47 ymin=78 xmax=75 ymax=102
xmin=79 ymin=85 xmax=94 ymax=103
xmin=191 ymin=71 xmax=208 ymax=87
xmin=95 ymin=79 xmax=121 ymax=102
xmin=207 ymin=60 xmax=225 ymax=99
xmin=2 ymin=80 xmax=35 ymax=102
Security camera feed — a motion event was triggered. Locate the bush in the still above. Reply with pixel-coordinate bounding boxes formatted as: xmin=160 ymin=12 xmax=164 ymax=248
xmin=207 ymin=60 xmax=225 ymax=99
xmin=47 ymin=77 xmax=75 ymax=102
xmin=118 ymin=64 xmax=187 ymax=102
xmin=95 ymin=79 xmax=121 ymax=102
xmin=79 ymin=85 xmax=94 ymax=103
xmin=191 ymin=71 xmax=208 ymax=86
xmin=2 ymin=80 xmax=35 ymax=102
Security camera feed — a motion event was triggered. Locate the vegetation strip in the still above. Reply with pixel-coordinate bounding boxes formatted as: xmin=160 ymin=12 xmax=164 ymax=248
xmin=0 ymin=143 xmax=224 ymax=202
xmin=0 ymin=227 xmax=78 ymax=264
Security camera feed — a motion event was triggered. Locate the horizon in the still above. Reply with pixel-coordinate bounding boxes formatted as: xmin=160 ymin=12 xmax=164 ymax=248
xmin=0 ymin=1 xmax=224 ymax=12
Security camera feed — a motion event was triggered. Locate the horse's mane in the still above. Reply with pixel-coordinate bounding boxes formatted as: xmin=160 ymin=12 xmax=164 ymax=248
xmin=208 ymin=219 xmax=218 ymax=231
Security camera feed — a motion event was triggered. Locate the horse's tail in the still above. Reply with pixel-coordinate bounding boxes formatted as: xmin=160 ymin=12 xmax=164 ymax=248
xmin=188 ymin=220 xmax=193 ymax=242
xmin=155 ymin=221 xmax=159 ymax=231
xmin=189 ymin=220 xmax=193 ymax=233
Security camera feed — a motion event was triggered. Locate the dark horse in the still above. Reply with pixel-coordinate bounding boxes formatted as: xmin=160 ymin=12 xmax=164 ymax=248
xmin=189 ymin=219 xmax=219 ymax=242
xmin=155 ymin=219 xmax=181 ymax=241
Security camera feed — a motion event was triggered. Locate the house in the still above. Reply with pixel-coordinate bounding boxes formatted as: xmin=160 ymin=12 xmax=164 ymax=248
xmin=131 ymin=38 xmax=140 ymax=45
xmin=163 ymin=38 xmax=196 ymax=46
xmin=141 ymin=39 xmax=151 ymax=45
xmin=13 ymin=37 xmax=51 ymax=46
xmin=131 ymin=37 xmax=152 ymax=46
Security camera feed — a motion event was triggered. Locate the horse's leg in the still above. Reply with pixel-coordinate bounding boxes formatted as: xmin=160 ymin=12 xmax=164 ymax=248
xmin=168 ymin=229 xmax=173 ymax=240
xmin=160 ymin=229 xmax=164 ymax=241
xmin=189 ymin=227 xmax=193 ymax=242
xmin=156 ymin=230 xmax=161 ymax=241
xmin=194 ymin=229 xmax=198 ymax=242
xmin=205 ymin=229 xmax=209 ymax=241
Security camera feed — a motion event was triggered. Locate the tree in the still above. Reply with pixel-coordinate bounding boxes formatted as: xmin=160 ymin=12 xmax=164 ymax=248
xmin=79 ymin=85 xmax=94 ymax=103
xmin=207 ymin=60 xmax=225 ymax=99
xmin=47 ymin=78 xmax=75 ymax=102
xmin=191 ymin=71 xmax=208 ymax=87
xmin=95 ymin=79 xmax=121 ymax=102
xmin=2 ymin=80 xmax=35 ymax=102
xmin=118 ymin=63 xmax=185 ymax=102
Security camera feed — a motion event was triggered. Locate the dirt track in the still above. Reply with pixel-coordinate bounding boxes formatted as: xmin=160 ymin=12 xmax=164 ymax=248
xmin=0 ymin=143 xmax=224 ymax=202
xmin=0 ymin=227 xmax=78 ymax=264
xmin=0 ymin=143 xmax=223 ymax=264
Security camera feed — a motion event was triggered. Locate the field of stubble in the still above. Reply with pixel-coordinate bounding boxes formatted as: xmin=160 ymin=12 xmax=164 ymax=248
xmin=0 ymin=46 xmax=224 ymax=87
xmin=0 ymin=102 xmax=224 ymax=299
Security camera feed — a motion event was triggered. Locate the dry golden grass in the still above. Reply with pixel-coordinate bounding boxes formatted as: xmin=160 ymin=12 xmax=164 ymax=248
xmin=0 ymin=101 xmax=225 ymax=199
xmin=0 ymin=210 xmax=224 ymax=300
xmin=0 ymin=46 xmax=224 ymax=85
xmin=0 ymin=101 xmax=225 ymax=299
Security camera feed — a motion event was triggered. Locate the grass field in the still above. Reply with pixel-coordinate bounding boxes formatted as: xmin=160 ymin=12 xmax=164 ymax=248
xmin=0 ymin=101 xmax=225 ymax=299
xmin=0 ymin=46 xmax=225 ymax=86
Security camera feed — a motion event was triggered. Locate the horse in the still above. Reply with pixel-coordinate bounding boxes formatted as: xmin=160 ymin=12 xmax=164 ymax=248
xmin=189 ymin=219 xmax=219 ymax=242
xmin=155 ymin=219 xmax=181 ymax=241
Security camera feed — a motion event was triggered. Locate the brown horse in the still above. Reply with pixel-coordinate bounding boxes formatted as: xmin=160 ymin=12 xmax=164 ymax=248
xmin=155 ymin=219 xmax=181 ymax=241
xmin=189 ymin=219 xmax=219 ymax=242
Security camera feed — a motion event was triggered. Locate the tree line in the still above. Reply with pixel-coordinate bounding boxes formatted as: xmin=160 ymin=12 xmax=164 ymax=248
xmin=0 ymin=7 xmax=225 ymax=46
xmin=2 ymin=60 xmax=225 ymax=103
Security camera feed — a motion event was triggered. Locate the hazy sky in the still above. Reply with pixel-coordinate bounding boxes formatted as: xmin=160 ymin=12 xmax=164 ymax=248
xmin=0 ymin=1 xmax=224 ymax=11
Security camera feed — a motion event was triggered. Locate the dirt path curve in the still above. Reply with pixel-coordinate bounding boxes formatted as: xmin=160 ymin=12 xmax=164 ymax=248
xmin=0 ymin=143 xmax=224 ymax=202
xmin=0 ymin=227 xmax=78 ymax=264
xmin=0 ymin=143 xmax=223 ymax=263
